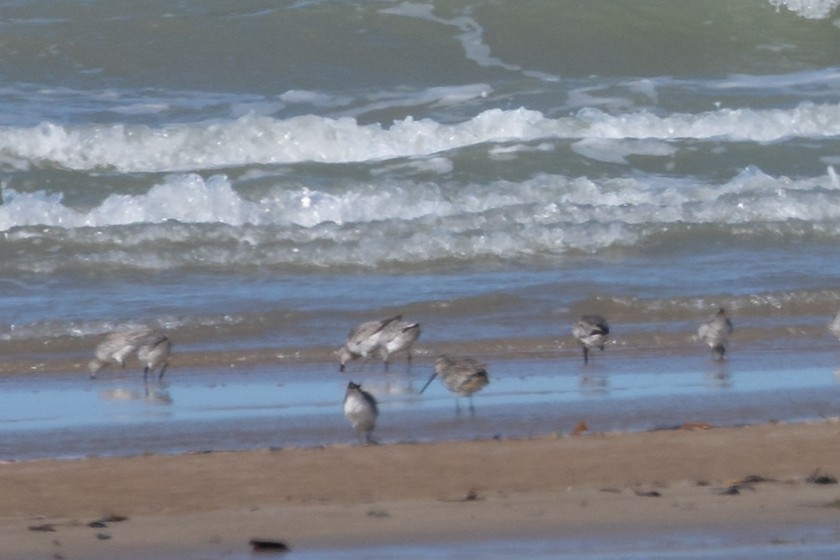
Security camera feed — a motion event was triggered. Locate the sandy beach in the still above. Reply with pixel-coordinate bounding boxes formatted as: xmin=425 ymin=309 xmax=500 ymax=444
xmin=2 ymin=420 xmax=839 ymax=558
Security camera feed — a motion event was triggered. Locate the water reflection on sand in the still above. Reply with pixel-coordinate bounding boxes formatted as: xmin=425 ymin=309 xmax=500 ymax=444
xmin=0 ymin=347 xmax=838 ymax=461
xmin=222 ymin=525 xmax=840 ymax=560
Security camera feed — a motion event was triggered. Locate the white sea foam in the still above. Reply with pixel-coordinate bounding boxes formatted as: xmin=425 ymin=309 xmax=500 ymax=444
xmin=0 ymin=175 xmax=266 ymax=231
xmin=713 ymin=68 xmax=840 ymax=92
xmin=90 ymin=174 xmax=267 ymax=227
xmin=3 ymin=166 xmax=840 ymax=274
xmin=570 ymin=138 xmax=677 ymax=164
xmin=828 ymin=165 xmax=840 ymax=189
xmin=574 ymin=103 xmax=840 ymax=142
xmin=378 ymin=3 xmax=522 ymax=73
xmin=336 ymin=84 xmax=492 ymax=120
xmin=768 ymin=0 xmax=840 ymax=18
xmin=1 ymin=102 xmax=838 ymax=173
xmin=279 ymin=89 xmax=348 ymax=107
xmin=3 ymin=165 xmax=840 ymax=236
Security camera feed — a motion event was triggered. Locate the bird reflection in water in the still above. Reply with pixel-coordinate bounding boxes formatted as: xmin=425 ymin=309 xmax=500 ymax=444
xmin=98 ymin=386 xmax=172 ymax=406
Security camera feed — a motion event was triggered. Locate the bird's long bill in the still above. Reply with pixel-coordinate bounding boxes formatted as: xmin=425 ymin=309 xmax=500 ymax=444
xmin=419 ymin=372 xmax=437 ymax=394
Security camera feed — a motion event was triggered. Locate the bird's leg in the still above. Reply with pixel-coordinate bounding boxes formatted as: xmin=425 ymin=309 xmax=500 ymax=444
xmin=582 ymin=346 xmax=590 ymax=365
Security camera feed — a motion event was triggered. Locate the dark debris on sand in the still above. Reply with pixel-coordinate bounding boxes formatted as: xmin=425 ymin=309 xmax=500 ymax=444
xmin=806 ymin=468 xmax=838 ymax=485
xmin=249 ymin=538 xmax=291 ymax=553
xmin=712 ymin=474 xmax=773 ymax=496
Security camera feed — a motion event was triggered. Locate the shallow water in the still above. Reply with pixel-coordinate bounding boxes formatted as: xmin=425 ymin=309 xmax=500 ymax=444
xmin=290 ymin=529 xmax=840 ymax=560
xmin=129 ymin=523 xmax=840 ymax=560
xmin=2 ymin=340 xmax=838 ymax=461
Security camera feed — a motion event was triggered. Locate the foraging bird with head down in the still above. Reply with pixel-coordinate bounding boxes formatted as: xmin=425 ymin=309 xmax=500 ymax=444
xmin=338 ymin=315 xmax=420 ymax=373
xmin=89 ymin=329 xmax=153 ymax=378
xmin=89 ymin=328 xmax=172 ymax=382
xmin=420 ymin=355 xmax=489 ymax=416
xmin=697 ymin=308 xmax=733 ymax=361
xmin=572 ymin=315 xmax=610 ymax=365
xmin=136 ymin=332 xmax=172 ymax=382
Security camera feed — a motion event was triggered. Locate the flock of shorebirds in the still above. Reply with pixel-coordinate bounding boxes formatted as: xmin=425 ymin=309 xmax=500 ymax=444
xmin=341 ymin=308 xmax=734 ymax=444
xmin=88 ymin=329 xmax=172 ymax=383
xmin=88 ymin=307 xmax=736 ymax=445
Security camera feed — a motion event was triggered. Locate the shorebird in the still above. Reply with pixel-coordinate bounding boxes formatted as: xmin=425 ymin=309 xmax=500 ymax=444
xmin=338 ymin=316 xmax=397 ymax=372
xmin=89 ymin=328 xmax=172 ymax=381
xmin=378 ymin=317 xmax=421 ymax=372
xmin=136 ymin=332 xmax=172 ymax=382
xmin=338 ymin=315 xmax=420 ymax=372
xmin=88 ymin=329 xmax=153 ymax=378
xmin=572 ymin=315 xmax=610 ymax=365
xmin=343 ymin=381 xmax=379 ymax=444
xmin=420 ymin=355 xmax=489 ymax=416
xmin=697 ymin=308 xmax=733 ymax=361
xmin=829 ymin=309 xmax=840 ymax=341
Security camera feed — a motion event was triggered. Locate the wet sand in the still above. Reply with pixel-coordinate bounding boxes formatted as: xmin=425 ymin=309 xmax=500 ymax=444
xmin=2 ymin=337 xmax=840 ymax=557
xmin=3 ymin=420 xmax=840 ymax=559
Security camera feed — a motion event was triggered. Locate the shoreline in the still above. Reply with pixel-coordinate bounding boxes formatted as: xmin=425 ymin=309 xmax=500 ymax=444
xmin=3 ymin=420 xmax=840 ymax=558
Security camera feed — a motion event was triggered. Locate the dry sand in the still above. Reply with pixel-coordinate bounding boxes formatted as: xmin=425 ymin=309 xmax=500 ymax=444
xmin=2 ymin=421 xmax=840 ymax=558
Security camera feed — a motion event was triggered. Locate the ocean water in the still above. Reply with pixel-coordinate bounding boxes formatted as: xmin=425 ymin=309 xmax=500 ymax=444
xmin=2 ymin=0 xmax=840 ymax=460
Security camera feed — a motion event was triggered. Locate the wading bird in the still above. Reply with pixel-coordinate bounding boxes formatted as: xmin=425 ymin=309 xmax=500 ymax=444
xmin=572 ymin=315 xmax=610 ymax=365
xmin=829 ymin=309 xmax=840 ymax=341
xmin=338 ymin=315 xmax=420 ymax=372
xmin=697 ymin=308 xmax=733 ymax=361
xmin=89 ymin=328 xmax=172 ymax=382
xmin=89 ymin=329 xmax=153 ymax=379
xmin=378 ymin=318 xmax=421 ymax=372
xmin=343 ymin=381 xmax=379 ymax=444
xmin=420 ymin=355 xmax=489 ymax=416
xmin=136 ymin=332 xmax=172 ymax=382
